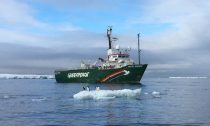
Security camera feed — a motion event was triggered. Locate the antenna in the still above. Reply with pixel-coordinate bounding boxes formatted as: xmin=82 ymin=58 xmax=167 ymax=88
xmin=138 ymin=33 xmax=141 ymax=65
xmin=107 ymin=26 xmax=112 ymax=49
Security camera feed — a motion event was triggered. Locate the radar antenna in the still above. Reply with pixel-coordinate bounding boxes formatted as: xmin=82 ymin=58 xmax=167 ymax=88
xmin=107 ymin=26 xmax=112 ymax=49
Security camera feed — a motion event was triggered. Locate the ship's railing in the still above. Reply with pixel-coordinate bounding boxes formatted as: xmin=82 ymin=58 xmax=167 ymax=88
xmin=55 ymin=67 xmax=97 ymax=71
xmin=55 ymin=64 xmax=146 ymax=72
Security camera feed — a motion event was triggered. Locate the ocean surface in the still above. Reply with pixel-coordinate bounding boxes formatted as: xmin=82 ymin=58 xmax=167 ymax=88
xmin=0 ymin=77 xmax=210 ymax=126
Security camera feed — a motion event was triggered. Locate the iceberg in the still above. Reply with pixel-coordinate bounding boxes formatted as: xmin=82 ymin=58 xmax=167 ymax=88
xmin=73 ymin=88 xmax=141 ymax=100
xmin=169 ymin=76 xmax=208 ymax=79
xmin=0 ymin=74 xmax=54 ymax=79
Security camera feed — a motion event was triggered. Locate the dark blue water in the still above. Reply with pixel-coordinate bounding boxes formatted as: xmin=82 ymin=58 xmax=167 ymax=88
xmin=0 ymin=78 xmax=210 ymax=126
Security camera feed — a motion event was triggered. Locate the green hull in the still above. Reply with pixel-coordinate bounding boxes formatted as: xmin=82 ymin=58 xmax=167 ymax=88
xmin=55 ymin=64 xmax=147 ymax=84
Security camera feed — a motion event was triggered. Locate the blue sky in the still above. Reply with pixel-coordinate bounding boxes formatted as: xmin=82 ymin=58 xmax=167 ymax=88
xmin=0 ymin=0 xmax=210 ymax=76
xmin=3 ymin=0 xmax=172 ymax=35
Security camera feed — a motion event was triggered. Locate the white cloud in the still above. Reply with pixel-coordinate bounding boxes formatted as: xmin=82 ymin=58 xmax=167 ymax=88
xmin=0 ymin=28 xmax=55 ymax=47
xmin=128 ymin=0 xmax=210 ymax=51
xmin=0 ymin=0 xmax=83 ymax=47
xmin=0 ymin=0 xmax=46 ymax=27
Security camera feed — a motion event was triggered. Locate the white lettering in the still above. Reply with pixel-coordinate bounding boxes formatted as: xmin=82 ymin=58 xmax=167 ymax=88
xmin=67 ymin=72 xmax=90 ymax=78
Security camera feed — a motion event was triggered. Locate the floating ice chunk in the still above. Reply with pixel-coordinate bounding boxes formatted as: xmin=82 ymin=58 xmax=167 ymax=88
xmin=31 ymin=97 xmax=47 ymax=102
xmin=151 ymin=91 xmax=161 ymax=98
xmin=73 ymin=88 xmax=141 ymax=100
xmin=3 ymin=95 xmax=9 ymax=99
xmin=152 ymin=91 xmax=160 ymax=95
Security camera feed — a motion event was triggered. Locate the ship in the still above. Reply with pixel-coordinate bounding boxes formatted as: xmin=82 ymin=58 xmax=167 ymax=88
xmin=55 ymin=26 xmax=147 ymax=84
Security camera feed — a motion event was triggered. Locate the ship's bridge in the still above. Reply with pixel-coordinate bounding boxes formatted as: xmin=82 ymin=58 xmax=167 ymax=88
xmin=108 ymin=52 xmax=130 ymax=62
xmin=101 ymin=47 xmax=134 ymax=69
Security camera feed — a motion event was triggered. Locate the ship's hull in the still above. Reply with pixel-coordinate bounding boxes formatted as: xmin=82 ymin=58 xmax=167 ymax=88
xmin=55 ymin=64 xmax=147 ymax=84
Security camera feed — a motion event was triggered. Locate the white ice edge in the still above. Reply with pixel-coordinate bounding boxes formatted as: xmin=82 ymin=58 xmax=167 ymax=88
xmin=73 ymin=88 xmax=141 ymax=100
xmin=169 ymin=76 xmax=208 ymax=79
xmin=0 ymin=74 xmax=54 ymax=79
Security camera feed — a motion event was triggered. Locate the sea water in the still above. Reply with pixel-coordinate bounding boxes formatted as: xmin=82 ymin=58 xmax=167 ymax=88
xmin=0 ymin=77 xmax=210 ymax=126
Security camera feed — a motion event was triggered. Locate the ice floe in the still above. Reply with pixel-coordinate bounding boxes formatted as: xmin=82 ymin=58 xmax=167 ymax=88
xmin=151 ymin=91 xmax=161 ymax=98
xmin=73 ymin=88 xmax=141 ymax=100
xmin=0 ymin=74 xmax=54 ymax=79
xmin=169 ymin=76 xmax=208 ymax=79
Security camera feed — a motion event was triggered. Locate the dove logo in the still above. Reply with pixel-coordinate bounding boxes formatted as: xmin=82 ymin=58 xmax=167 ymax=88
xmin=123 ymin=70 xmax=130 ymax=75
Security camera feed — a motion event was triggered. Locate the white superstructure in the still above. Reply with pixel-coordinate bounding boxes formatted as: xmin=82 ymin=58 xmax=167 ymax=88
xmin=81 ymin=26 xmax=135 ymax=69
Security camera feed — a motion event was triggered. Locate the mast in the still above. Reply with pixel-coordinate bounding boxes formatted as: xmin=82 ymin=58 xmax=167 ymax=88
xmin=107 ymin=26 xmax=112 ymax=49
xmin=138 ymin=33 xmax=141 ymax=65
